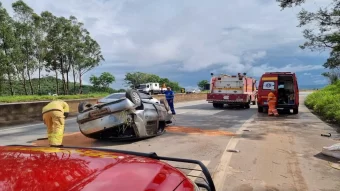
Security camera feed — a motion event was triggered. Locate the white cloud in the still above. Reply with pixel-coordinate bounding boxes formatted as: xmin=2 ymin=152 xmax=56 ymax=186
xmin=251 ymin=64 xmax=323 ymax=77
xmin=2 ymin=0 xmax=332 ymax=87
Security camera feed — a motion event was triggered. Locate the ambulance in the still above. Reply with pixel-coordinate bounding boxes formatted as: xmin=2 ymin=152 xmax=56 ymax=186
xmin=257 ymin=72 xmax=299 ymax=114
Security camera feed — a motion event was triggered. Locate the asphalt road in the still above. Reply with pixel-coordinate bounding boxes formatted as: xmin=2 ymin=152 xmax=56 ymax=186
xmin=1 ymin=92 xmax=339 ymax=191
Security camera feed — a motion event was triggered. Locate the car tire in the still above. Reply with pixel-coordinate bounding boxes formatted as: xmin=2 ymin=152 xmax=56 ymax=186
xmin=245 ymin=104 xmax=250 ymax=109
xmin=258 ymin=106 xmax=263 ymax=113
xmin=78 ymin=101 xmax=92 ymax=113
xmin=160 ymin=99 xmax=170 ymax=111
xmin=126 ymin=89 xmax=142 ymax=107
xmin=213 ymin=103 xmax=223 ymax=108
xmin=293 ymin=108 xmax=298 ymax=114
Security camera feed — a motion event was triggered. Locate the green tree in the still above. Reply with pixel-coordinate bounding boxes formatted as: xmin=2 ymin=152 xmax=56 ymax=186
xmin=76 ymin=32 xmax=104 ymax=93
xmin=12 ymin=0 xmax=37 ymax=95
xmin=277 ymin=0 xmax=340 ymax=52
xmin=90 ymin=72 xmax=115 ymax=89
xmin=276 ymin=0 xmax=305 ymax=9
xmin=0 ymin=1 xmax=105 ymax=96
xmin=124 ymin=72 xmax=182 ymax=91
xmin=277 ymin=0 xmax=340 ymax=80
xmin=197 ymin=80 xmax=209 ymax=91
xmin=124 ymin=72 xmax=159 ymax=88
xmin=322 ymin=68 xmax=340 ymax=84
xmin=0 ymin=2 xmax=17 ymax=95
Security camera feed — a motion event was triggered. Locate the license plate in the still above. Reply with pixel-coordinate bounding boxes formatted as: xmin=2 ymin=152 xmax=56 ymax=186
xmin=263 ymin=101 xmax=268 ymax=105
xmin=223 ymin=96 xmax=229 ymax=99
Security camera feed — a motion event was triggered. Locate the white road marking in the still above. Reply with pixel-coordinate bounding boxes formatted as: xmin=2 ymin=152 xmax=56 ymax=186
xmin=0 ymin=118 xmax=76 ymax=132
xmin=212 ymin=114 xmax=256 ymax=191
xmin=188 ymin=160 xmax=211 ymax=182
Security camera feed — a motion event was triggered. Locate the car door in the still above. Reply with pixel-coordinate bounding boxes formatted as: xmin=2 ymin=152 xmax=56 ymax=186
xmin=139 ymin=93 xmax=159 ymax=135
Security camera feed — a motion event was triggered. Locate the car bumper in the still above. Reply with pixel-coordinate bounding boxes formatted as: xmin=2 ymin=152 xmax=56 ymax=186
xmin=207 ymin=99 xmax=248 ymax=104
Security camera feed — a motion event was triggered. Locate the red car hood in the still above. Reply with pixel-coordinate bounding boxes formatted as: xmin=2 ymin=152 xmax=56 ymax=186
xmin=0 ymin=146 xmax=190 ymax=191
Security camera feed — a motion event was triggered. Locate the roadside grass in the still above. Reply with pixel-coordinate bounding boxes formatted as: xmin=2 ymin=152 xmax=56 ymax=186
xmin=305 ymin=81 xmax=340 ymax=123
xmin=0 ymin=93 xmax=110 ymax=103
xmin=0 ymin=92 xmax=207 ymax=103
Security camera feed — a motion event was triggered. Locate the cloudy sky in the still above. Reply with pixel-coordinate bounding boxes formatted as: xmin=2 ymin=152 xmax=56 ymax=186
xmin=2 ymin=0 xmax=332 ymax=89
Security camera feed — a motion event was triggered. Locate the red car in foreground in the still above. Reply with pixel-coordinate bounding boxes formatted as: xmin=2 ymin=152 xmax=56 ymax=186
xmin=0 ymin=145 xmax=215 ymax=191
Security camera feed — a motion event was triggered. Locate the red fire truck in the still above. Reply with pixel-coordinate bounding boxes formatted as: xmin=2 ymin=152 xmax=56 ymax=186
xmin=206 ymin=73 xmax=257 ymax=108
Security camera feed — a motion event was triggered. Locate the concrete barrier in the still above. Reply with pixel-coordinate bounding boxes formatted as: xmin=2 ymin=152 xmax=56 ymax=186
xmin=0 ymin=93 xmax=207 ymax=127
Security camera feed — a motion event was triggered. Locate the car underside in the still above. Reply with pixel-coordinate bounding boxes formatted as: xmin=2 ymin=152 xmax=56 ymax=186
xmin=76 ymin=90 xmax=173 ymax=140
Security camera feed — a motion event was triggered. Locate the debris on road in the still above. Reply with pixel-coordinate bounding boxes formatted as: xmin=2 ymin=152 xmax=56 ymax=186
xmin=243 ymin=129 xmax=251 ymax=132
xmin=329 ymin=162 xmax=340 ymax=170
xmin=321 ymin=143 xmax=340 ymax=160
xmin=227 ymin=149 xmax=240 ymax=153
xmin=321 ymin=133 xmax=331 ymax=137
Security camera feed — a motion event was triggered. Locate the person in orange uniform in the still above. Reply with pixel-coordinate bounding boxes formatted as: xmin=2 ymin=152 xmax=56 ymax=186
xmin=267 ymin=91 xmax=279 ymax=116
xmin=42 ymin=100 xmax=70 ymax=147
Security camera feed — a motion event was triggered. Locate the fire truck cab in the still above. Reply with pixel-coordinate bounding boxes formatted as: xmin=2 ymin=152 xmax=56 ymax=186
xmin=257 ymin=72 xmax=299 ymax=114
xmin=206 ymin=73 xmax=257 ymax=108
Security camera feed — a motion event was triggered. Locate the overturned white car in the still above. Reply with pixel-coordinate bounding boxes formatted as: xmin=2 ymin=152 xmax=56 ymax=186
xmin=76 ymin=90 xmax=173 ymax=140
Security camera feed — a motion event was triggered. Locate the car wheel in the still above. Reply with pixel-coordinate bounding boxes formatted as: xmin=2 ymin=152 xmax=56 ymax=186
xmin=78 ymin=101 xmax=92 ymax=113
xmin=160 ymin=99 xmax=170 ymax=111
xmin=258 ymin=106 xmax=263 ymax=113
xmin=293 ymin=108 xmax=299 ymax=114
xmin=126 ymin=89 xmax=142 ymax=107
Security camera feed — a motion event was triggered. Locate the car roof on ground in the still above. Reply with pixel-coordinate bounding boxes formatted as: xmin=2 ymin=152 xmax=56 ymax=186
xmin=103 ymin=92 xmax=154 ymax=100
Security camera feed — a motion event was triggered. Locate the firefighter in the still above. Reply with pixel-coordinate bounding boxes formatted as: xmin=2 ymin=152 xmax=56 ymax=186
xmin=164 ymin=87 xmax=176 ymax=115
xmin=42 ymin=99 xmax=70 ymax=147
xmin=267 ymin=90 xmax=279 ymax=116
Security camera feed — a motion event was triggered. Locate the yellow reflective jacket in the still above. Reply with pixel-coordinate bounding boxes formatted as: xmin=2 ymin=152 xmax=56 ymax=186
xmin=42 ymin=100 xmax=70 ymax=114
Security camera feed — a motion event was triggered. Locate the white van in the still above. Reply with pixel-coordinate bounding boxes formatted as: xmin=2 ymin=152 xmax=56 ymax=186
xmin=137 ymin=83 xmax=161 ymax=95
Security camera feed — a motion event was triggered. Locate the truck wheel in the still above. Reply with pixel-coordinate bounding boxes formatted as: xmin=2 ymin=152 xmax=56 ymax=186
xmin=126 ymin=89 xmax=142 ymax=107
xmin=293 ymin=108 xmax=299 ymax=114
xmin=257 ymin=106 xmax=263 ymax=113
xmin=213 ymin=103 xmax=223 ymax=108
xmin=78 ymin=101 xmax=92 ymax=113
xmin=245 ymin=104 xmax=250 ymax=109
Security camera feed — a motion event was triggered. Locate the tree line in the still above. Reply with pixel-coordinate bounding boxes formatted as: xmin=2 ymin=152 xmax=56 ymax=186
xmin=123 ymin=72 xmax=183 ymax=92
xmin=276 ymin=0 xmax=340 ymax=84
xmin=0 ymin=1 xmax=104 ymax=96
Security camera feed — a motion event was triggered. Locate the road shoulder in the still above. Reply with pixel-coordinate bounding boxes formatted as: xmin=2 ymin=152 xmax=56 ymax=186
xmin=219 ymin=103 xmax=340 ymax=191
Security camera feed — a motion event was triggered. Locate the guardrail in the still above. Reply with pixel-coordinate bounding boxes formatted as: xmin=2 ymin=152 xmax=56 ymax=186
xmin=0 ymin=93 xmax=207 ymax=127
